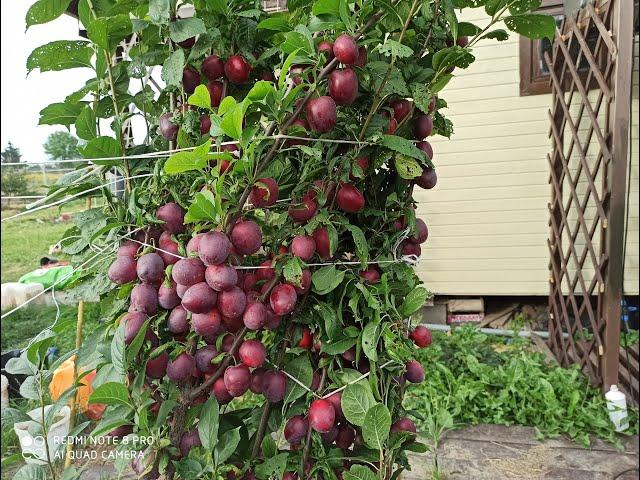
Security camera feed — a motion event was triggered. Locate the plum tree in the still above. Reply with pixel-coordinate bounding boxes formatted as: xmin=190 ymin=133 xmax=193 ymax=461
xmin=38 ymin=0 xmax=552 ymax=477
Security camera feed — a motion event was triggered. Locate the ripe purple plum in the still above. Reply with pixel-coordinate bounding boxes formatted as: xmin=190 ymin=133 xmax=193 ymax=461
xmin=239 ymin=339 xmax=266 ymax=368
xmin=390 ymin=417 xmax=417 ymax=435
xmin=136 ymin=253 xmax=165 ymax=284
xmin=413 ymin=114 xmax=433 ymax=139
xmin=250 ymin=367 xmax=265 ymax=394
xmin=415 ymin=167 xmax=437 ymax=189
xmin=167 ymin=306 xmax=190 ymax=335
xmin=224 ymin=55 xmax=251 ymax=84
xmin=159 ymin=113 xmax=178 ymax=141
xmin=224 ymin=364 xmax=251 ymax=397
xmin=212 ymin=377 xmax=233 ymax=404
xmin=202 ymin=54 xmax=225 ymax=80
xmin=288 ymin=197 xmax=318 ymax=223
xmin=326 ymin=392 xmax=343 ymax=420
xmin=306 ymin=96 xmax=337 ymax=133
xmin=218 ymin=286 xmax=247 ymax=319
xmin=313 ymin=228 xmax=331 ymax=259
xmin=123 ymin=311 xmax=147 ymax=345
xmin=416 ymin=140 xmax=433 ymax=160
xmin=230 ymin=220 xmax=262 ymax=255
xmin=129 ymin=283 xmax=158 ymax=316
xmin=108 ymin=257 xmax=137 ymax=285
xmin=156 ymin=202 xmax=185 ymax=234
xmin=410 ymin=325 xmax=432 ymax=348
xmin=290 ymin=235 xmax=316 ymax=261
xmin=145 ymin=352 xmax=169 ymax=379
xmin=158 ymin=232 xmax=181 ymax=266
xmin=336 ymin=184 xmax=365 ymax=213
xmin=333 ymin=34 xmax=358 ymax=65
xmin=167 ymin=352 xmax=195 ymax=382
xmin=328 ymin=68 xmax=358 ymax=105
xmin=308 ymin=399 xmax=336 ymax=433
xmin=410 ymin=218 xmax=428 ymax=244
xmin=181 ymin=282 xmax=218 ymax=314
xmin=391 ymin=99 xmax=412 ymax=123
xmin=404 ymin=360 xmax=425 ymax=383
xmin=179 ymin=428 xmax=201 ymax=457
xmin=270 ymin=284 xmax=297 ymax=316
xmin=207 ymin=81 xmax=224 ymax=107
xmin=243 ymin=301 xmax=267 ymax=330
xmin=261 ymin=370 xmax=287 ymax=402
xmin=198 ymin=231 xmax=232 ymax=265
xmin=194 ymin=345 xmax=219 ymax=374
xmin=284 ymin=415 xmax=309 ymax=445
xmin=360 ymin=267 xmax=380 ymax=284
xmin=191 ymin=309 xmax=222 ymax=337
xmin=335 ymin=424 xmax=356 ymax=450
xmin=182 ymin=66 xmax=201 ymax=94
xmin=158 ymin=281 xmax=181 ymax=309
xmin=117 ymin=241 xmax=139 ymax=258
xmin=172 ymin=258 xmax=206 ymax=286
xmin=249 ymin=178 xmax=279 ymax=207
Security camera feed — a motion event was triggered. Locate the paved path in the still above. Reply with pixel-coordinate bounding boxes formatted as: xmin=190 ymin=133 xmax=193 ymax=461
xmin=404 ymin=424 xmax=639 ymax=480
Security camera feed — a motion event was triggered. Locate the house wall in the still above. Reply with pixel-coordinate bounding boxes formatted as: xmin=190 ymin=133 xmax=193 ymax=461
xmin=414 ymin=9 xmax=639 ymax=296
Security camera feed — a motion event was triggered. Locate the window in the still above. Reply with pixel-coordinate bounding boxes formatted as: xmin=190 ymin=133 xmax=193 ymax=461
xmin=519 ymin=0 xmax=602 ymax=96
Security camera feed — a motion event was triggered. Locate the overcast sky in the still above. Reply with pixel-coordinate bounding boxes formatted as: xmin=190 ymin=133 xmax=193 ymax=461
xmin=0 ymin=3 xmax=89 ymax=162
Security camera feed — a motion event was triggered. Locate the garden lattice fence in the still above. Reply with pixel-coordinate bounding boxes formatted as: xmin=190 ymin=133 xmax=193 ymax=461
xmin=546 ymin=0 xmax=637 ymax=403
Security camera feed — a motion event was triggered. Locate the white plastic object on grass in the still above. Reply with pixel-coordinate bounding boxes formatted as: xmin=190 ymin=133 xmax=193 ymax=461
xmin=605 ymin=385 xmax=629 ymax=432
xmin=1 ymin=375 xmax=8 ymax=410
xmin=1 ymin=283 xmax=45 ymax=310
xmin=14 ymin=405 xmax=70 ymax=464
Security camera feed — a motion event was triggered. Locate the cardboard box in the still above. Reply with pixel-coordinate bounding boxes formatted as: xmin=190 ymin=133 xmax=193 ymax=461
xmin=447 ymin=313 xmax=485 ymax=324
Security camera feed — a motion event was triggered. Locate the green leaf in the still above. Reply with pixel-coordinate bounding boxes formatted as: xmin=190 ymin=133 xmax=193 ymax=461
xmin=161 ymin=49 xmax=185 ymax=88
xmin=111 ymin=320 xmax=126 ymax=376
xmin=400 ymin=286 xmax=429 ymax=316
xmin=482 ymin=29 xmax=510 ymax=41
xmin=312 ymin=265 xmax=345 ymax=295
xmin=149 ymin=0 xmax=170 ymax=25
xmin=283 ymin=257 xmax=304 ymax=286
xmin=188 ymin=85 xmax=211 ymax=110
xmin=431 ymin=73 xmax=453 ymax=93
xmin=432 ymin=46 xmax=475 ymax=72
xmin=281 ymin=31 xmax=314 ymax=56
xmin=485 ymin=0 xmax=508 ymax=16
xmin=169 ymin=18 xmax=206 ymax=43
xmin=87 ymin=15 xmax=132 ymax=51
xmin=341 ymin=383 xmax=376 ymax=426
xmin=443 ymin=0 xmax=458 ymax=42
xmin=458 ymin=22 xmax=483 ymax=36
xmin=257 ymin=15 xmax=291 ymax=31
xmin=19 ymin=376 xmax=39 ymax=401
xmin=361 ymin=320 xmax=380 ymax=361
xmin=362 ymin=403 xmax=391 ymax=449
xmin=367 ymin=61 xmax=409 ymax=97
xmin=185 ymin=190 xmax=219 ymax=224
xmin=27 ymin=40 xmax=93 ymax=74
xmin=165 ymin=139 xmax=212 ymax=174
xmin=39 ymin=102 xmax=84 ymax=127
xmin=344 ymin=225 xmax=368 ymax=265
xmin=504 ymin=14 xmax=556 ymax=39
xmin=382 ymin=135 xmax=427 ymax=162
xmin=88 ymin=382 xmax=131 ymax=406
xmin=377 ymin=39 xmax=414 ymax=58
xmin=198 ymin=396 xmax=220 ymax=451
xmin=255 ymin=453 xmax=288 ymax=479
xmin=284 ymin=355 xmax=313 ymax=403
xmin=81 ymin=136 xmax=122 ymax=165
xmin=220 ymin=102 xmax=245 ymax=140
xmin=213 ymin=427 xmax=241 ymax=465
xmin=26 ymin=0 xmax=72 ymax=28
xmin=0 ymin=408 xmax=31 ymax=430
xmin=343 ymin=465 xmax=377 ymax=480
xmin=509 ymin=0 xmax=542 ymax=14
xmin=312 ymin=0 xmax=340 ymax=16
xmin=75 ymin=106 xmax=97 ymax=140
xmin=394 ymin=155 xmax=423 ymax=179
xmin=12 ymin=464 xmax=48 ymax=480
xmin=321 ymin=336 xmax=356 ymax=355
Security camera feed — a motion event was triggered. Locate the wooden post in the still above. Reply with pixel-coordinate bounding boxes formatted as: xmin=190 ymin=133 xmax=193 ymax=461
xmin=601 ymin=0 xmax=632 ymax=391
xmin=64 ymin=197 xmax=92 ymax=468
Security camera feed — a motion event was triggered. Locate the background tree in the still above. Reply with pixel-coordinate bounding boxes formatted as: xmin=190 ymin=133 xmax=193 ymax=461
xmin=1 ymin=142 xmax=29 ymax=197
xmin=43 ymin=131 xmax=80 ymax=168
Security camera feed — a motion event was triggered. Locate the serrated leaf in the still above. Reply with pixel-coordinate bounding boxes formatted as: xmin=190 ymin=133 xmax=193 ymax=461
xmin=283 ymin=257 xmax=303 ymax=286
xmin=362 ymin=403 xmax=391 ymax=449
xmin=75 ymin=106 xmax=97 ymax=140
xmin=87 ymin=15 xmax=132 ymax=51
xmin=321 ymin=336 xmax=356 ymax=355
xmin=394 ymin=155 xmax=423 ymax=179
xmin=382 ymin=135 xmax=427 ymax=162
xmin=255 ymin=453 xmax=288 ymax=479
xmin=39 ymin=102 xmax=83 ymax=127
xmin=482 ymin=29 xmax=510 ymax=41
xmin=169 ymin=17 xmax=206 ymax=43
xmin=19 ymin=376 xmax=40 ymax=400
xmin=12 ymin=464 xmax=48 ymax=480
xmin=26 ymin=0 xmax=72 ymax=28
xmin=343 ymin=465 xmax=377 ymax=480
xmin=213 ymin=428 xmax=240 ymax=464
xmin=284 ymin=355 xmax=313 ymax=403
xmin=164 ymin=139 xmax=211 ymax=174
xmin=27 ymin=40 xmax=93 ymax=74
xmin=504 ymin=14 xmax=556 ymax=40
xmin=378 ymin=39 xmax=414 ymax=58
xmin=312 ymin=265 xmax=345 ymax=295
xmin=431 ymin=73 xmax=453 ymax=93
xmin=185 ymin=190 xmax=219 ymax=224
xmin=111 ymin=321 xmax=126 ymax=376
xmin=198 ymin=396 xmax=219 ymax=451
xmin=188 ymin=84 xmax=211 ymax=110
xmin=88 ymin=382 xmax=131 ymax=406
xmin=361 ymin=320 xmax=380 ymax=361
xmin=161 ymin=49 xmax=185 ymax=87
xmin=341 ymin=383 xmax=376 ymax=426
xmin=149 ymin=0 xmax=170 ymax=25
xmin=344 ymin=225 xmax=368 ymax=265
xmin=400 ymin=286 xmax=429 ymax=317
xmin=81 ymin=136 xmax=122 ymax=165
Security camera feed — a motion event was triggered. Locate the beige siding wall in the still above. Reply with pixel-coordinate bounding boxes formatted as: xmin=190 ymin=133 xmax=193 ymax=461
xmin=414 ymin=10 xmax=639 ymax=296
